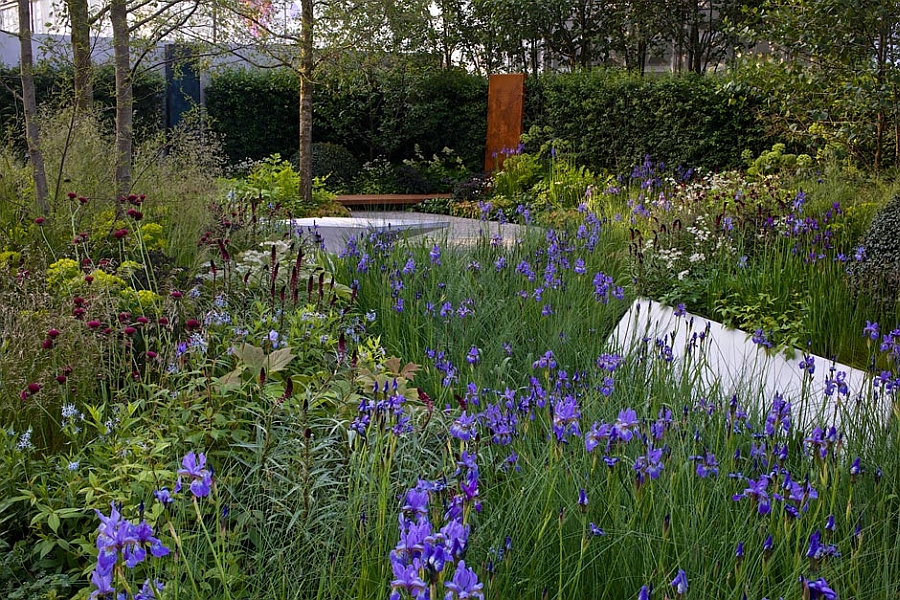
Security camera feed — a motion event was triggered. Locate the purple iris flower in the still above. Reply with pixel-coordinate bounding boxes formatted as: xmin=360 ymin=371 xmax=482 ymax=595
xmin=799 ymin=354 xmax=816 ymax=375
xmin=466 ymin=346 xmax=481 ymax=365
xmin=733 ymin=475 xmax=771 ymax=514
xmin=134 ymin=580 xmax=164 ymax=600
xmin=153 ymin=487 xmax=174 ymax=506
xmin=444 ymin=560 xmax=484 ymax=599
xmin=95 ymin=502 xmax=136 ymax=554
xmin=864 ymin=321 xmax=879 ymax=341
xmin=613 ymin=408 xmax=639 ymax=443
xmin=552 ymin=395 xmax=581 ymax=442
xmin=585 ymin=421 xmax=612 ymax=453
xmin=390 ymin=557 xmax=428 ymax=599
xmin=578 ymin=488 xmax=588 ymax=510
xmin=801 ymin=576 xmax=838 ymax=600
xmin=402 ymin=488 xmax=429 ymax=519
xmin=638 ymin=585 xmax=652 ymax=600
xmin=765 ymin=394 xmax=792 ymax=436
xmin=634 ymin=445 xmax=665 ymax=486
xmin=176 ymin=451 xmax=213 ymax=498
xmin=670 ymin=569 xmax=688 ymax=595
xmin=691 ymin=451 xmax=719 ymax=478
xmin=450 ymin=411 xmax=478 ymax=442
xmin=89 ymin=550 xmax=117 ymax=598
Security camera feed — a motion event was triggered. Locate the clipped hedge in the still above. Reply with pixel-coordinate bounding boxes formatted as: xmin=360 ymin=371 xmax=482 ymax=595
xmin=0 ymin=63 xmax=164 ymax=144
xmin=524 ymin=70 xmax=770 ymax=173
xmin=205 ymin=66 xmax=488 ymax=170
xmin=208 ymin=66 xmax=767 ymax=175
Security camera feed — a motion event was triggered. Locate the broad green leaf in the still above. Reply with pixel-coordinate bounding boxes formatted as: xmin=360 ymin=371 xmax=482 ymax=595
xmin=265 ymin=347 xmax=295 ymax=372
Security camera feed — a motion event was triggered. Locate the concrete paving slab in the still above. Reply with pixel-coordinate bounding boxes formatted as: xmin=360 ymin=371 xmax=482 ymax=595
xmin=608 ymin=298 xmax=888 ymax=437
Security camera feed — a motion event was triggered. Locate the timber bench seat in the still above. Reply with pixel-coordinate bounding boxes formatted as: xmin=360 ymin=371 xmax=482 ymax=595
xmin=335 ymin=194 xmax=453 ymax=207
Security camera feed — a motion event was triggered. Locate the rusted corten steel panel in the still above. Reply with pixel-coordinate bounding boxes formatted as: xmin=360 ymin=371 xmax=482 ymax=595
xmin=484 ymin=73 xmax=525 ymax=173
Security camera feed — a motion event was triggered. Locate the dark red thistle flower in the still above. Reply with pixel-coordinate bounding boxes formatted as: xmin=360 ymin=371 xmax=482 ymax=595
xmin=67 ymin=191 xmax=77 ymax=199
xmin=158 ymin=317 xmax=169 ymax=326
xmin=146 ymin=350 xmax=158 ymax=359
xmin=78 ymin=196 xmax=88 ymax=205
xmin=118 ymin=312 xmax=131 ymax=323
xmin=73 ymin=307 xmax=86 ymax=319
xmin=185 ymin=318 xmax=200 ymax=331
xmin=56 ymin=375 xmax=67 ymax=384
xmin=84 ymin=275 xmax=94 ymax=284
xmin=170 ymin=290 xmax=183 ymax=299
xmin=42 ymin=338 xmax=54 ymax=349
xmin=136 ymin=316 xmax=149 ymax=325
xmin=73 ymin=297 xmax=85 ymax=306
xmin=127 ymin=194 xmax=138 ymax=203
xmin=102 ymin=327 xmax=114 ymax=335
xmin=34 ymin=217 xmax=45 ymax=225
xmin=113 ymin=228 xmax=129 ymax=239
xmin=47 ymin=328 xmax=61 ymax=338
xmin=126 ymin=209 xmax=143 ymax=220
xmin=123 ymin=326 xmax=137 ymax=336
xmin=87 ymin=320 xmax=102 ymax=329
xmin=27 ymin=382 xmax=41 ymax=394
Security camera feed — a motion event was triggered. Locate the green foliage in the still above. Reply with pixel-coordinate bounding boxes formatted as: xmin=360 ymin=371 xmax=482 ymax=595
xmin=205 ymin=66 xmax=488 ymax=170
xmin=524 ymin=70 xmax=771 ymax=174
xmin=308 ymin=142 xmax=360 ymax=192
xmin=0 ymin=64 xmax=164 ymax=148
xmin=229 ymin=154 xmax=342 ymax=217
xmin=848 ymin=195 xmax=900 ymax=311
xmin=742 ymin=143 xmax=814 ymax=177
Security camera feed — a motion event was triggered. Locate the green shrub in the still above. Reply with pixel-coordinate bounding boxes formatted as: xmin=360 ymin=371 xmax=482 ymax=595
xmin=0 ymin=63 xmax=163 ymax=148
xmin=849 ymin=195 xmax=900 ymax=311
xmin=308 ymin=142 xmax=360 ymax=192
xmin=524 ymin=70 xmax=771 ymax=174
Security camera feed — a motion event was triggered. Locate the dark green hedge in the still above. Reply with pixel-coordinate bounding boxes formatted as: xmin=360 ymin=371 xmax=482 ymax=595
xmin=207 ymin=67 xmax=767 ymax=175
xmin=524 ymin=70 xmax=770 ymax=173
xmin=0 ymin=64 xmax=164 ymax=145
xmin=205 ymin=67 xmax=488 ymax=170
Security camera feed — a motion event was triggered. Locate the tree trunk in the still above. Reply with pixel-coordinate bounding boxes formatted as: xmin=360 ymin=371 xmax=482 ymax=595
xmin=18 ymin=0 xmax=50 ymax=214
xmin=297 ymin=0 xmax=313 ymax=205
xmin=67 ymin=0 xmax=93 ymax=112
xmin=110 ymin=0 xmax=132 ymax=197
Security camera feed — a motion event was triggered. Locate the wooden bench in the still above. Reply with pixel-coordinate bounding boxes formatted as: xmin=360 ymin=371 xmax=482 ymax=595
xmin=335 ymin=194 xmax=453 ymax=207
